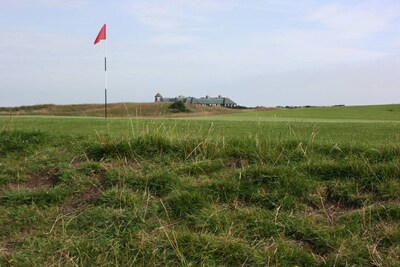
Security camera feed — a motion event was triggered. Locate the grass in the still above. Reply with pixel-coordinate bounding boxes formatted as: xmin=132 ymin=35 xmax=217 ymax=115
xmin=0 ymin=104 xmax=399 ymax=266
xmin=198 ymin=104 xmax=400 ymax=122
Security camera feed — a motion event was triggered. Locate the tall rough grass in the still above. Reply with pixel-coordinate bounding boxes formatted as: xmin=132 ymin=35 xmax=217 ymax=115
xmin=0 ymin=117 xmax=399 ymax=266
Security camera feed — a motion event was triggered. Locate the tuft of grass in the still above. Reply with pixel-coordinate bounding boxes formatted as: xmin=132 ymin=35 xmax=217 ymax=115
xmin=0 ymin=130 xmax=47 ymax=155
xmin=0 ymin=187 xmax=70 ymax=207
xmin=165 ymin=190 xmax=208 ymax=220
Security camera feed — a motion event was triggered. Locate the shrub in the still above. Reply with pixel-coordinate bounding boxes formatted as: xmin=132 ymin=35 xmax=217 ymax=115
xmin=169 ymin=101 xmax=189 ymax=113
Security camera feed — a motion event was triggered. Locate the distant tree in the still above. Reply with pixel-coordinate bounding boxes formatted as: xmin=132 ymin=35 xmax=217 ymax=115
xmin=169 ymin=101 xmax=189 ymax=113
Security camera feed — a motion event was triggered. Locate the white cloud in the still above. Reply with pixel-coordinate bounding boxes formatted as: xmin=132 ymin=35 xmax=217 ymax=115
xmin=307 ymin=1 xmax=400 ymax=40
xmin=127 ymin=1 xmax=211 ymax=31
xmin=257 ymin=29 xmax=388 ymax=66
xmin=128 ymin=3 xmax=181 ymax=30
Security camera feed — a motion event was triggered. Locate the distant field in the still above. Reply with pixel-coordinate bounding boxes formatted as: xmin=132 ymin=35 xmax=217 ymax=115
xmin=1 ymin=105 xmax=399 ymax=266
xmin=196 ymin=104 xmax=400 ymax=122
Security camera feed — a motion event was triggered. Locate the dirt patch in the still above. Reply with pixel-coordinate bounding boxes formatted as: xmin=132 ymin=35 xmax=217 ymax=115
xmin=63 ymin=186 xmax=101 ymax=211
xmin=1 ymin=169 xmax=60 ymax=192
xmin=26 ymin=169 xmax=60 ymax=189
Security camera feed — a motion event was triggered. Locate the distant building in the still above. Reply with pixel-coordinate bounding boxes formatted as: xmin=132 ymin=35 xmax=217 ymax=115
xmin=154 ymin=93 xmax=237 ymax=107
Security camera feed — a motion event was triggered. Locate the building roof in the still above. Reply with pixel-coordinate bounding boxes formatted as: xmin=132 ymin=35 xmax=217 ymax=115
xmin=186 ymin=96 xmax=236 ymax=105
xmin=156 ymin=93 xmax=237 ymax=106
xmin=155 ymin=93 xmax=162 ymax=97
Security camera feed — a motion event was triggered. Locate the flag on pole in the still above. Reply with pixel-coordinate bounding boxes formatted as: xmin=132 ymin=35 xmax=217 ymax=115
xmin=94 ymin=24 xmax=108 ymax=118
xmin=94 ymin=24 xmax=106 ymax=45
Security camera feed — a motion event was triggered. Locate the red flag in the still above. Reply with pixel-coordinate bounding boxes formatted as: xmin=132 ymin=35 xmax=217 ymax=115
xmin=94 ymin=24 xmax=106 ymax=45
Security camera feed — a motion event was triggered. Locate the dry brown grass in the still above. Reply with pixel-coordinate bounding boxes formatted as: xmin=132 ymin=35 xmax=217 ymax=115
xmin=0 ymin=102 xmax=252 ymax=118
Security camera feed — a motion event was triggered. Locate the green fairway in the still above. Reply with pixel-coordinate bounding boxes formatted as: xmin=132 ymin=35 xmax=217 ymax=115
xmin=1 ymin=106 xmax=399 ymax=266
xmin=195 ymin=104 xmax=400 ymax=122
xmin=1 ymin=113 xmax=399 ymax=146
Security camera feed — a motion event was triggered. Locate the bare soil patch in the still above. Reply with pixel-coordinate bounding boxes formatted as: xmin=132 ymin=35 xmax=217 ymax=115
xmin=1 ymin=169 xmax=60 ymax=192
xmin=26 ymin=169 xmax=60 ymax=189
xmin=63 ymin=186 xmax=101 ymax=211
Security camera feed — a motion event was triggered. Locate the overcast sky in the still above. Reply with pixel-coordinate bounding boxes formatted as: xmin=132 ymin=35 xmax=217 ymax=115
xmin=1 ymin=0 xmax=400 ymax=107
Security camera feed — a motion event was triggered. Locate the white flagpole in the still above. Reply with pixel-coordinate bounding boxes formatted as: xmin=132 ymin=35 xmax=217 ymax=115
xmin=104 ymin=37 xmax=108 ymax=119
